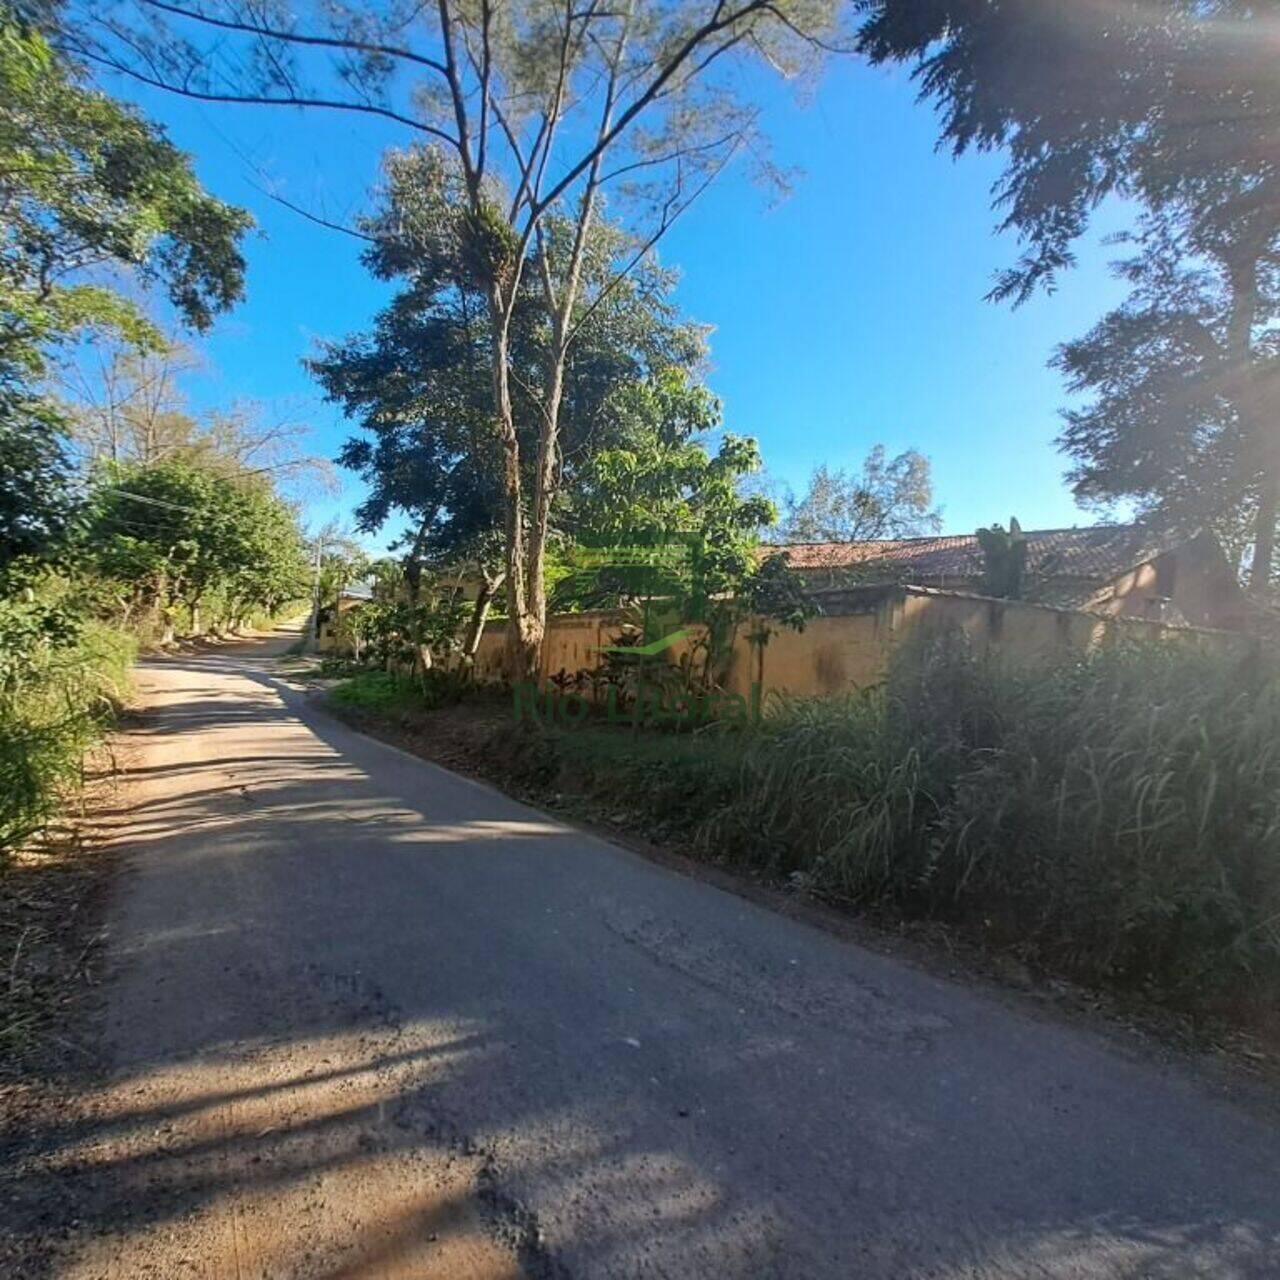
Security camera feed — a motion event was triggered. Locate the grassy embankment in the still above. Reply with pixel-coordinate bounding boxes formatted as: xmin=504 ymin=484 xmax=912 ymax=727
xmin=1 ymin=620 xmax=135 ymax=860
xmin=327 ymin=637 xmax=1280 ymax=1025
xmin=0 ymin=603 xmax=135 ymax=1067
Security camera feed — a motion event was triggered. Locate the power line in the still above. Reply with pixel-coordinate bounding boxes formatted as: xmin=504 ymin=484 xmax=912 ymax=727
xmin=101 ymin=487 xmax=202 ymax=514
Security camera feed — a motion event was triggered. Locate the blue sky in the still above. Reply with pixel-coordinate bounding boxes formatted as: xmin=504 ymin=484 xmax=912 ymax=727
xmin=110 ymin=55 xmax=1132 ymax=550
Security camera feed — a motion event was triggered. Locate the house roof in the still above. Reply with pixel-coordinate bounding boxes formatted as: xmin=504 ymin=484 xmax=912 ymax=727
xmin=770 ymin=524 xmax=1180 ymax=585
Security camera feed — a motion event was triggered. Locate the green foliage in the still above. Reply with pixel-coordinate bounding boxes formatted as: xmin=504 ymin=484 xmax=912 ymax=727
xmin=497 ymin=633 xmax=1280 ymax=1011
xmin=317 ymin=654 xmax=369 ymax=679
xmin=0 ymin=447 xmax=306 ymax=853
xmin=504 ymin=719 xmax=751 ymax=827
xmin=856 ymin=2 xmax=1271 ymax=303
xmin=77 ymin=0 xmax=852 ymax=676
xmin=315 ymin=171 xmax=709 ymax=576
xmin=329 ymin=671 xmax=422 ymax=715
xmin=342 ymin=594 xmax=471 ymax=669
xmin=0 ymin=10 xmax=249 ymax=344
xmin=778 ymin=448 xmax=942 ymax=543
xmin=314 ymin=534 xmax=370 ymax=622
xmin=742 ymin=551 xmax=815 ymax=633
xmin=856 ymin=2 xmax=1279 ymax=585
xmin=81 ymin=459 xmax=309 ymax=633
xmin=0 ymin=8 xmax=249 ymax=569
xmin=0 ymin=577 xmax=134 ymax=857
xmin=562 ymin=370 xmax=775 ymax=599
xmin=728 ymin=637 xmax=1280 ymax=1001
xmin=1053 ymin=212 xmax=1280 ymax=584
xmin=0 ymin=391 xmax=74 ymax=566
xmin=559 ymin=369 xmax=812 ymax=685
xmin=329 ymin=668 xmax=467 ymax=716
xmin=975 ymin=518 xmax=1027 ymax=599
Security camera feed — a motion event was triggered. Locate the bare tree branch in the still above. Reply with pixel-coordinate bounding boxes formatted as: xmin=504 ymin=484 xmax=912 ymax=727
xmin=76 ymin=48 xmax=460 ymax=144
xmin=567 ymin=136 xmax=741 ymax=347
xmin=136 ymin=0 xmax=451 ymax=75
xmin=533 ymin=0 xmax=772 ymax=216
xmin=249 ymin=181 xmax=375 ymax=242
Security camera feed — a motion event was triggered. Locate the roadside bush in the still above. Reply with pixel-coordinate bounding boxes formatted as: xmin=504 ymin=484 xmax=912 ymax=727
xmin=329 ymin=671 xmax=423 ymax=714
xmin=0 ymin=592 xmax=134 ymax=858
xmin=504 ymin=722 xmax=750 ymax=834
xmin=318 ymin=655 xmax=375 ymax=679
xmin=478 ymin=631 xmax=1280 ymax=1012
xmin=707 ymin=633 xmax=1280 ymax=1003
xmin=329 ymin=668 xmax=472 ymax=716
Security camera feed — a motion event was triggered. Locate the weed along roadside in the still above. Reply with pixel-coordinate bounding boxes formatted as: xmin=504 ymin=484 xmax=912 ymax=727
xmin=514 ymin=679 xmax=764 ymax=728
xmin=320 ymin=633 xmax=1280 ymax=1051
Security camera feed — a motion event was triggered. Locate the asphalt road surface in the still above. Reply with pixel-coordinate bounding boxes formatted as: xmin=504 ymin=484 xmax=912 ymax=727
xmin=46 ymin=631 xmax=1280 ymax=1278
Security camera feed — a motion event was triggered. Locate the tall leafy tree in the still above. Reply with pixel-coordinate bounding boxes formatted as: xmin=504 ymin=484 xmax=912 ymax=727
xmin=560 ymin=366 xmax=810 ymax=687
xmin=856 ymin=1 xmax=1279 ymax=592
xmin=1055 ymin=211 xmax=1279 ymax=577
xmin=0 ymin=390 xmax=72 ymax=562
xmin=777 ymin=446 xmax=941 ymax=543
xmin=83 ymin=460 xmax=307 ymax=637
xmin=311 ymin=174 xmax=709 ymax=642
xmin=72 ymin=0 xmax=848 ymax=675
xmin=0 ymin=6 xmax=249 ymax=566
xmin=564 ymin=369 xmax=774 ymax=606
xmin=566 ymin=369 xmax=727 ymax=539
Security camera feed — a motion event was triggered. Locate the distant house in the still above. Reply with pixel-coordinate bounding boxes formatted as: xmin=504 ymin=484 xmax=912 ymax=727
xmin=315 ymin=579 xmax=374 ymax=652
xmin=772 ymin=525 xmax=1246 ymax=630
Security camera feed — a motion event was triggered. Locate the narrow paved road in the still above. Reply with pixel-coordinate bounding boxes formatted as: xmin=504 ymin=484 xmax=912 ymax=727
xmin=49 ymin=633 xmax=1280 ymax=1278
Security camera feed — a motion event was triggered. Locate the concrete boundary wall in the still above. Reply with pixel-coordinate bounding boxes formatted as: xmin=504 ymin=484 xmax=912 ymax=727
xmin=467 ymin=585 xmax=1244 ymax=698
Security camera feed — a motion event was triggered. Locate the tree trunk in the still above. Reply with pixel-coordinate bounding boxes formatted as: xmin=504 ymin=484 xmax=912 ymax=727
xmin=488 ymin=289 xmax=541 ymax=682
xmin=524 ymin=349 xmax=564 ymax=684
xmin=518 ymin=185 xmax=599 ymax=682
xmin=159 ymin=595 xmax=176 ymax=646
xmin=404 ymin=558 xmax=428 ymax=679
xmin=1225 ymin=249 xmax=1272 ymax=597
xmin=1252 ymin=471 xmax=1277 ymax=594
xmin=463 ymin=572 xmax=503 ymax=662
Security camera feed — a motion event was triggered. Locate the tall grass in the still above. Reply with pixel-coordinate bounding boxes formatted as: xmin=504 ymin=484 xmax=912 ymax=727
xmin=707 ymin=634 xmax=1280 ymax=1002
xmin=495 ymin=632 xmax=1280 ymax=1010
xmin=328 ymin=668 xmax=477 ymax=715
xmin=0 ymin=618 xmax=134 ymax=857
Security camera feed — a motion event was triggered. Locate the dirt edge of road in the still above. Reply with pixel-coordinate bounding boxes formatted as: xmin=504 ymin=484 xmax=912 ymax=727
xmin=0 ymin=743 xmax=129 ymax=1278
xmin=318 ymin=690 xmax=1280 ymax=1114
xmin=0 ymin=628 xmax=306 ymax=1279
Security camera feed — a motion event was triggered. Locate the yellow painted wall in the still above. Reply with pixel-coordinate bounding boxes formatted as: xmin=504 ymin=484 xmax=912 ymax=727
xmin=1085 ymin=538 xmax=1246 ymax=629
xmin=467 ymin=586 xmax=1241 ymax=698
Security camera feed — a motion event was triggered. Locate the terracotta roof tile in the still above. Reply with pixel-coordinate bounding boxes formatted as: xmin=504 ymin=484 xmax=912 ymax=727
xmin=770 ymin=524 xmax=1177 ymax=583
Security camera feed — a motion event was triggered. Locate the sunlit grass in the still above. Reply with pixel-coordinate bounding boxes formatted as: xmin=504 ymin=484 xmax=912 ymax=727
xmin=0 ymin=621 xmax=135 ymax=857
xmin=493 ymin=634 xmax=1280 ymax=1011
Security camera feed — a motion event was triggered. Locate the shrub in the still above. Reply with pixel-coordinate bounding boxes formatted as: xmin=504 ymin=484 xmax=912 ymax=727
xmin=318 ymin=654 xmax=375 ymax=679
xmin=483 ymin=631 xmax=1280 ymax=1011
xmin=707 ymin=633 xmax=1280 ymax=1002
xmin=329 ymin=668 xmax=471 ymax=716
xmin=0 ymin=595 xmax=134 ymax=857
